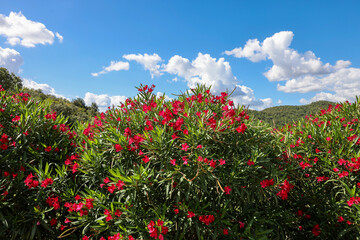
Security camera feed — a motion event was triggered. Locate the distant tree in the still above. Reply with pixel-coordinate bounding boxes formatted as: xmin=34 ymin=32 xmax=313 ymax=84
xmin=72 ymin=98 xmax=87 ymax=109
xmin=90 ymin=102 xmax=99 ymax=113
xmin=0 ymin=67 xmax=23 ymax=91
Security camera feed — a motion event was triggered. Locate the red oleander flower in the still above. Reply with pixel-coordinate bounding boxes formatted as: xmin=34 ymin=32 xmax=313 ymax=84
xmin=239 ymin=221 xmax=245 ymax=228
xmin=224 ymin=186 xmax=232 ymax=195
xmin=12 ymin=115 xmax=20 ymax=122
xmin=247 ymin=159 xmax=254 ymax=166
xmin=117 ymin=180 xmax=125 ymax=190
xmin=147 ymin=220 xmax=158 ymax=238
xmin=115 ymin=209 xmax=122 ymax=217
xmin=72 ymin=163 xmax=79 ymax=173
xmin=181 ymin=143 xmax=189 ymax=151
xmin=75 ymin=195 xmax=82 ymax=200
xmin=108 ymin=184 xmax=116 ymax=193
xmin=161 ymin=226 xmax=168 ymax=234
xmin=236 ymin=123 xmax=247 ymax=133
xmin=260 ymin=179 xmax=274 ymax=188
xmin=50 ymin=218 xmax=57 ymax=226
xmin=44 ymin=146 xmax=52 ymax=152
xmin=312 ymin=224 xmax=320 ymax=236
xmin=187 ymin=211 xmax=195 ymax=218
xmin=170 ymin=159 xmax=176 ymax=165
xmin=143 ymin=155 xmax=150 ymax=163
xmin=115 ymin=144 xmax=123 ymax=152
xmin=198 ymin=215 xmax=214 ymax=225
xmin=41 ymin=178 xmax=53 ymax=188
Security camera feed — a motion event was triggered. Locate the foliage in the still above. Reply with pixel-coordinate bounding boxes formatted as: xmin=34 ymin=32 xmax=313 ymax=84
xmin=72 ymin=84 xmax=289 ymax=239
xmin=0 ymin=67 xmax=23 ymax=91
xmin=275 ymin=100 xmax=360 ymax=239
xmin=0 ymin=85 xmax=79 ymax=239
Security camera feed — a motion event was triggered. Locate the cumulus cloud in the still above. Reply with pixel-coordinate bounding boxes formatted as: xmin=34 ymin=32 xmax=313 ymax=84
xmin=91 ymin=61 xmax=129 ymax=77
xmin=0 ymin=47 xmax=23 ymax=73
xmin=225 ymin=31 xmax=333 ymax=81
xmin=123 ymin=53 xmax=162 ymax=78
xmin=22 ymin=78 xmax=67 ymax=99
xmin=225 ymin=31 xmax=360 ymax=104
xmin=0 ymin=11 xmax=61 ymax=47
xmin=162 ymin=53 xmax=272 ymax=110
xmin=224 ymin=39 xmax=267 ymax=62
xmin=84 ymin=92 xmax=127 ymax=112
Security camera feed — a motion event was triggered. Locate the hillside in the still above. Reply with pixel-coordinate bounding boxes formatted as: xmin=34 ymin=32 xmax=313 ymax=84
xmin=249 ymin=100 xmax=335 ymax=127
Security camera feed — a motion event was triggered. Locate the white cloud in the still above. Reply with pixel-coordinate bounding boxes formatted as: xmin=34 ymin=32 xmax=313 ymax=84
xmin=91 ymin=61 xmax=129 ymax=77
xmin=232 ymin=85 xmax=273 ymax=110
xmin=0 ymin=11 xmax=61 ymax=47
xmin=224 ymin=39 xmax=266 ymax=62
xmin=163 ymin=53 xmax=272 ymax=110
xmin=164 ymin=53 xmax=238 ymax=93
xmin=123 ymin=53 xmax=162 ymax=78
xmin=55 ymin=32 xmax=63 ymax=43
xmin=277 ymin=99 xmax=283 ymax=105
xmin=84 ymin=92 xmax=127 ymax=112
xmin=22 ymin=78 xmax=67 ymax=99
xmin=225 ymin=31 xmax=333 ymax=82
xmin=226 ymin=31 xmax=360 ymax=104
xmin=0 ymin=47 xmax=23 ymax=73
xmin=300 ymin=92 xmax=348 ymax=105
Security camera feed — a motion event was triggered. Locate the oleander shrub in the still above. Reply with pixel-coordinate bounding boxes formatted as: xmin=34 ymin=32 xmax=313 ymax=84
xmin=276 ymin=99 xmax=360 ymax=239
xmin=71 ymin=84 xmax=293 ymax=240
xmin=0 ymin=85 xmax=79 ymax=239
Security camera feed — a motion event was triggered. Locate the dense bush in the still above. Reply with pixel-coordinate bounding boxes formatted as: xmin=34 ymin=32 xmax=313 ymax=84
xmin=276 ymin=99 xmax=360 ymax=239
xmin=1 ymin=82 xmax=360 ymax=239
xmin=0 ymin=85 xmax=78 ymax=239
xmin=72 ymin=84 xmax=290 ymax=239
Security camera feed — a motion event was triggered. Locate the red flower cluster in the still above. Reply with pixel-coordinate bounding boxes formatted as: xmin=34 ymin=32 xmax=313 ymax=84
xmin=45 ymin=112 xmax=57 ymax=121
xmin=276 ymin=179 xmax=294 ymax=200
xmin=312 ymin=224 xmax=320 ymax=236
xmin=198 ymin=214 xmax=215 ymax=225
xmin=41 ymin=178 xmax=54 ymax=188
xmin=347 ymin=196 xmax=360 ymax=207
xmin=147 ymin=219 xmax=168 ymax=239
xmin=0 ymin=134 xmax=9 ymax=150
xmin=260 ymin=178 xmax=274 ymax=188
xmin=24 ymin=173 xmax=39 ymax=189
xmin=46 ymin=195 xmax=60 ymax=210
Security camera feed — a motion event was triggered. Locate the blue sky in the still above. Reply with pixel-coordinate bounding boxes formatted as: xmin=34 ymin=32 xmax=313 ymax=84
xmin=0 ymin=0 xmax=359 ymax=111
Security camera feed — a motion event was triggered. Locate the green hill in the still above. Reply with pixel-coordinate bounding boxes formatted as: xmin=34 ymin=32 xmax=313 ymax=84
xmin=249 ymin=100 xmax=335 ymax=127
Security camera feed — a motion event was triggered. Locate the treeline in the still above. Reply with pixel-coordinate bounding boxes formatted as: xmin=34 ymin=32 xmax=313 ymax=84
xmin=0 ymin=68 xmax=98 ymax=126
xmin=249 ymin=101 xmax=335 ymax=127
xmin=0 ymin=67 xmax=335 ymax=128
